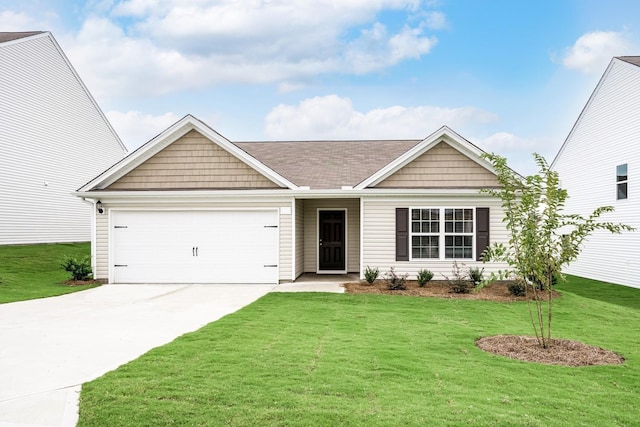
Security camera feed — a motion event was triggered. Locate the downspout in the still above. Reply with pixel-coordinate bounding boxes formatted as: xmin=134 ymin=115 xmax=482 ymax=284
xmin=80 ymin=197 xmax=98 ymax=279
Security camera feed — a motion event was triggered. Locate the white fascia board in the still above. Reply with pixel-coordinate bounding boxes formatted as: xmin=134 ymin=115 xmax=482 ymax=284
xmin=550 ymin=57 xmax=629 ymax=169
xmin=0 ymin=32 xmax=47 ymax=47
xmin=78 ymin=115 xmax=299 ymax=191
xmin=78 ymin=116 xmax=196 ymax=191
xmin=44 ymin=32 xmax=128 ymax=154
xmin=354 ymin=125 xmax=495 ymax=189
xmin=190 ymin=116 xmax=299 ymax=189
xmin=75 ymin=187 xmax=488 ymax=204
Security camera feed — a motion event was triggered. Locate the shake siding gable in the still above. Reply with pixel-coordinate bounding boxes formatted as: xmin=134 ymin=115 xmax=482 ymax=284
xmin=374 ymin=142 xmax=499 ymax=188
xmin=107 ymin=130 xmax=280 ymax=190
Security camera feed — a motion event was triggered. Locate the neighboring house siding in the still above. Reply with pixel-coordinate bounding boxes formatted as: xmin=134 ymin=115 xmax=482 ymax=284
xmin=93 ymin=199 xmax=293 ymax=282
xmin=375 ymin=142 xmax=499 ymax=188
xmin=0 ymin=33 xmax=126 ymax=244
xmin=361 ymin=197 xmax=508 ymax=279
xmin=303 ymin=198 xmax=360 ymax=273
xmin=107 ymin=130 xmax=279 ymax=190
xmin=295 ymin=199 xmax=305 ymax=279
xmin=553 ymin=58 xmax=640 ymax=288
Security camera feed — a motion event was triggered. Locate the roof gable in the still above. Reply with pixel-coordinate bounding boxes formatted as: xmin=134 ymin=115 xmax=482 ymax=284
xmin=551 ymin=56 xmax=640 ymax=169
xmin=80 ymin=115 xmax=296 ymax=191
xmin=355 ymin=126 xmax=498 ymax=189
xmin=106 ymin=129 xmax=280 ymax=190
xmin=374 ymin=141 xmax=500 ymax=188
xmin=0 ymin=32 xmax=44 ymax=44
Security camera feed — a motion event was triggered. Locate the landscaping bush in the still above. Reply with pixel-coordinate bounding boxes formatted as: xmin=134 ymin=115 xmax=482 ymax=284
xmin=363 ymin=266 xmax=380 ymax=284
xmin=508 ymin=281 xmax=526 ymax=296
xmin=444 ymin=261 xmax=473 ymax=294
xmin=61 ymin=255 xmax=92 ymax=281
xmin=468 ymin=267 xmax=484 ymax=287
xmin=416 ymin=268 xmax=434 ymax=287
xmin=384 ymin=267 xmax=408 ymax=290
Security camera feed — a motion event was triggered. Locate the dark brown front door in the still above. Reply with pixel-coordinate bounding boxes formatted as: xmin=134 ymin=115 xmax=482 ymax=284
xmin=318 ymin=210 xmax=346 ymax=271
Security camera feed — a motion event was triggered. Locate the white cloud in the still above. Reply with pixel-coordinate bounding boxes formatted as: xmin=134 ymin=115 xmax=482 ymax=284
xmin=561 ymin=31 xmax=633 ymax=73
xmin=0 ymin=10 xmax=43 ymax=30
xmin=105 ymin=110 xmax=181 ymax=150
xmin=423 ymin=11 xmax=447 ymax=30
xmin=60 ymin=1 xmax=443 ymax=98
xmin=264 ymin=95 xmax=497 ymax=139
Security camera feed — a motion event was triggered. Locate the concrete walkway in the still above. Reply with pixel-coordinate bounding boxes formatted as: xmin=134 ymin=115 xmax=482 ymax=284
xmin=0 ymin=279 xmax=348 ymax=427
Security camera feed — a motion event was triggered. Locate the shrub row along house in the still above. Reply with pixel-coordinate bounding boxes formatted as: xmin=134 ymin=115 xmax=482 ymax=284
xmin=0 ymin=32 xmax=127 ymax=244
xmin=76 ymin=116 xmax=508 ymax=284
xmin=552 ymin=56 xmax=640 ymax=289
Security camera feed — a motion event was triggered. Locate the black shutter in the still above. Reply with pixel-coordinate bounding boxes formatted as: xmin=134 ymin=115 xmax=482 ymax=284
xmin=476 ymin=207 xmax=490 ymax=261
xmin=396 ymin=208 xmax=409 ymax=261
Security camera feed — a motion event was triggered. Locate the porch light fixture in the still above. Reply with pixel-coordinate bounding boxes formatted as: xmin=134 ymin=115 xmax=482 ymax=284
xmin=96 ymin=200 xmax=104 ymax=214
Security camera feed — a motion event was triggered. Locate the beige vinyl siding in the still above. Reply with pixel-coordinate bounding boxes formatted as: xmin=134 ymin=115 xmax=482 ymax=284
xmin=303 ymin=198 xmax=360 ymax=273
xmin=279 ymin=208 xmax=292 ymax=282
xmin=375 ymin=142 xmax=499 ymax=188
xmin=0 ymin=33 xmax=126 ymax=244
xmin=95 ymin=211 xmax=109 ymax=280
xmin=107 ymin=130 xmax=280 ymax=190
xmin=361 ymin=197 xmax=508 ymax=280
xmin=94 ymin=198 xmax=292 ymax=283
xmin=553 ymin=58 xmax=640 ymax=288
xmin=295 ymin=199 xmax=305 ymax=278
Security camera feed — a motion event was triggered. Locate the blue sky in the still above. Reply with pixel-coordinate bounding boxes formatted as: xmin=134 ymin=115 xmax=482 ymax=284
xmin=3 ymin=0 xmax=640 ymax=173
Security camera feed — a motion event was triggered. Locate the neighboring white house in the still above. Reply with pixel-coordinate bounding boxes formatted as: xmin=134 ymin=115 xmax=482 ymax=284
xmin=76 ymin=115 xmax=508 ymax=284
xmin=0 ymin=31 xmax=127 ymax=244
xmin=551 ymin=56 xmax=640 ymax=288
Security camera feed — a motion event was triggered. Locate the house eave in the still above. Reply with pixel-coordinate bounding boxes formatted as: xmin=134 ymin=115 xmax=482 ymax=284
xmin=75 ymin=187 xmax=497 ymax=203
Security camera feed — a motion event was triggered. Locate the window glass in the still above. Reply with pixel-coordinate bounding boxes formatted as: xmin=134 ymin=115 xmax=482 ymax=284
xmin=411 ymin=208 xmax=474 ymax=260
xmin=617 ymin=164 xmax=628 ymax=200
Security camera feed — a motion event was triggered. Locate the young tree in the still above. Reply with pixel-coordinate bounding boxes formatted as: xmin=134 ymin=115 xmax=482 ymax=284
xmin=480 ymin=153 xmax=633 ymax=349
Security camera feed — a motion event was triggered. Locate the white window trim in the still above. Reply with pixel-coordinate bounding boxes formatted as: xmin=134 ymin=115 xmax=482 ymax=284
xmin=409 ymin=207 xmax=476 ymax=261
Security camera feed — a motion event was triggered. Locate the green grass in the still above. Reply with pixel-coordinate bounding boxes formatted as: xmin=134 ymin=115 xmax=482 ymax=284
xmin=78 ymin=277 xmax=640 ymax=426
xmin=0 ymin=242 xmax=98 ymax=304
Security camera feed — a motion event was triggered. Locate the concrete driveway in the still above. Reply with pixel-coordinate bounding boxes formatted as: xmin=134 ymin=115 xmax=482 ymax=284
xmin=0 ymin=284 xmax=274 ymax=427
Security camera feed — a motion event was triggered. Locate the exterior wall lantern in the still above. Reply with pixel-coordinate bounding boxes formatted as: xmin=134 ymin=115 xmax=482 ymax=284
xmin=96 ymin=200 xmax=104 ymax=214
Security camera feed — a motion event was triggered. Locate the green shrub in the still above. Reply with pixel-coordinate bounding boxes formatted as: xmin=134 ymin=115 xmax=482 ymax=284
xmin=444 ymin=261 xmax=473 ymax=294
xmin=468 ymin=267 xmax=485 ymax=287
xmin=61 ymin=255 xmax=92 ymax=281
xmin=363 ymin=266 xmax=380 ymax=284
xmin=384 ymin=267 xmax=408 ymax=290
xmin=416 ymin=269 xmax=434 ymax=287
xmin=508 ymin=282 xmax=526 ymax=296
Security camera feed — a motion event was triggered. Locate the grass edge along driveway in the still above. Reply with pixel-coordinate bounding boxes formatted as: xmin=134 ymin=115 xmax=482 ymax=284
xmin=0 ymin=242 xmax=97 ymax=304
xmin=78 ymin=276 xmax=639 ymax=426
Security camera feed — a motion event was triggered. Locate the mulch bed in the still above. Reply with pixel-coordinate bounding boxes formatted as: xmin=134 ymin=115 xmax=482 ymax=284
xmin=344 ymin=280 xmax=623 ymax=366
xmin=476 ymin=335 xmax=625 ymax=366
xmin=343 ymin=280 xmax=558 ymax=302
xmin=62 ymin=279 xmax=102 ymax=287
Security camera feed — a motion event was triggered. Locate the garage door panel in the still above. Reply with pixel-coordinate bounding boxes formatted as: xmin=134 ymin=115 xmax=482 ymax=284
xmin=111 ymin=210 xmax=278 ymax=284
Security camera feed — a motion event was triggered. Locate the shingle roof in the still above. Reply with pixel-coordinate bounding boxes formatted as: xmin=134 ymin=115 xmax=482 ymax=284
xmin=0 ymin=32 xmax=44 ymax=44
xmin=235 ymin=139 xmax=422 ymax=189
xmin=617 ymin=56 xmax=640 ymax=67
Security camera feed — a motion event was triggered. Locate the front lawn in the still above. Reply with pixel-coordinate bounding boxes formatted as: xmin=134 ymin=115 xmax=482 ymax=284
xmin=78 ymin=277 xmax=639 ymax=426
xmin=0 ymin=242 xmax=98 ymax=304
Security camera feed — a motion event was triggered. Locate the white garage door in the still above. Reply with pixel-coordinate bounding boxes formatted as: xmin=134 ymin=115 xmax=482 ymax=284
xmin=111 ymin=210 xmax=279 ymax=284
